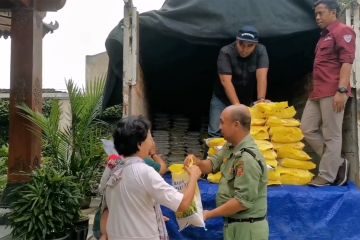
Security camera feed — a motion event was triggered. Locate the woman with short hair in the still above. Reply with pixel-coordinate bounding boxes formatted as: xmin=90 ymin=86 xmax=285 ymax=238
xmin=102 ymin=115 xmax=201 ymax=240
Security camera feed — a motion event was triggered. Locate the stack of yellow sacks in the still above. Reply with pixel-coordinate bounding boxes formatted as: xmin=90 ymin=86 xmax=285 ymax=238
xmin=251 ymin=102 xmax=316 ymax=185
xmin=205 ymin=138 xmax=226 ymax=183
xmin=250 ymin=108 xmax=280 ymax=185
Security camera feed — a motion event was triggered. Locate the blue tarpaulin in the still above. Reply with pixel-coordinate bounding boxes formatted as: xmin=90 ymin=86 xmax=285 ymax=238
xmin=162 ymin=174 xmax=360 ymax=240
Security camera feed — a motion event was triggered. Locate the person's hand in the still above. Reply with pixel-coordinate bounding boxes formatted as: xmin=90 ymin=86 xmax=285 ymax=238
xmin=149 ymin=139 xmax=157 ymax=156
xmin=333 ymin=92 xmax=348 ymax=113
xmin=253 ymin=98 xmax=271 ymax=105
xmin=185 ymin=165 xmax=202 ymax=180
xmin=184 ymin=154 xmax=199 ymax=167
xmin=203 ymin=210 xmax=210 ymax=221
xmin=163 ymin=216 xmax=170 ymax=222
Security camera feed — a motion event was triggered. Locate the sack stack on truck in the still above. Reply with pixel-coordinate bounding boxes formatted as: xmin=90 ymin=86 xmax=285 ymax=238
xmin=205 ymin=138 xmax=226 ymax=183
xmin=250 ymin=102 xmax=316 ymax=185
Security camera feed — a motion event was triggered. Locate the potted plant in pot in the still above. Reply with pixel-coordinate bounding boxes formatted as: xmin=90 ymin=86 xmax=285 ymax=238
xmin=0 ymin=144 xmax=8 ymax=197
xmin=8 ymin=166 xmax=82 ymax=239
xmin=16 ymin=79 xmax=110 ymax=239
xmin=18 ymin=79 xmax=109 ymax=205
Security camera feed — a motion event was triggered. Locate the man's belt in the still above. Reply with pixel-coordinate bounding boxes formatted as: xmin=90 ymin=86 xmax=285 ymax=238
xmin=226 ymin=215 xmax=266 ymax=224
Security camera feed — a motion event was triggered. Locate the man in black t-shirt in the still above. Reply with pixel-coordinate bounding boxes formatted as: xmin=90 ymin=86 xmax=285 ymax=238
xmin=208 ymin=26 xmax=269 ymax=137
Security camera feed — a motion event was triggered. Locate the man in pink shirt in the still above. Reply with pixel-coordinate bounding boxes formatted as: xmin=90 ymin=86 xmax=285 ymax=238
xmin=301 ymin=0 xmax=355 ymax=187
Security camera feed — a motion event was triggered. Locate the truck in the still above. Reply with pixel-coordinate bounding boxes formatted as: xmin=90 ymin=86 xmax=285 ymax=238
xmin=93 ymin=1 xmax=360 ymax=237
xmin=98 ymin=0 xmax=360 ymax=187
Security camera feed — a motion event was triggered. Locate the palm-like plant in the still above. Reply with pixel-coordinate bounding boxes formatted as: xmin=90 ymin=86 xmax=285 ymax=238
xmin=18 ymin=78 xmax=109 ymax=197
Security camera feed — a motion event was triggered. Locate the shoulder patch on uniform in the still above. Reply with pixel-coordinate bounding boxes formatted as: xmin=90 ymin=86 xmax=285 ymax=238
xmin=236 ymin=160 xmax=245 ymax=177
xmin=234 ymin=151 xmax=242 ymax=158
xmin=344 ymin=34 xmax=352 ymax=43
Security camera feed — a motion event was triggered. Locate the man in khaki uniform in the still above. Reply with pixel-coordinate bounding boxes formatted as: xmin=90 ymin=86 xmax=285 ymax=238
xmin=185 ymin=105 xmax=268 ymax=239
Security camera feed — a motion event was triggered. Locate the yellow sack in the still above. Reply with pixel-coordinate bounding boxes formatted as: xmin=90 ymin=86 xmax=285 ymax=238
xmin=251 ymin=126 xmax=269 ymax=140
xmin=207 ymin=172 xmax=222 ymax=184
xmin=168 ymin=162 xmax=205 ymax=231
xmin=255 ymin=102 xmax=295 ymax=118
xmin=251 ymin=118 xmax=266 ymax=126
xmin=255 ymin=140 xmax=273 ymax=151
xmin=261 ymin=149 xmax=277 ymax=160
xmin=269 ymin=127 xmax=304 ymax=143
xmin=207 ymin=147 xmax=217 ymax=157
xmin=272 ymin=141 xmax=305 ymax=150
xmin=205 ymin=138 xmax=226 ymax=147
xmin=208 ymin=146 xmax=224 ymax=157
xmin=266 ymin=116 xmax=300 ymax=127
xmin=277 ymin=147 xmax=311 ymax=161
xmin=255 ymin=101 xmax=289 ymax=115
xmin=268 ymin=169 xmax=281 ymax=181
xmin=268 ymin=180 xmax=282 ymax=185
xmin=280 ymin=174 xmax=313 ymax=185
xmin=271 ymin=106 xmax=297 ymax=119
xmin=279 ymin=158 xmax=316 ymax=170
xmin=277 ymin=166 xmax=314 ymax=178
xmin=266 ymin=159 xmax=278 ymax=168
xmin=277 ymin=166 xmax=313 ymax=185
xmin=249 ymin=107 xmax=267 ymax=119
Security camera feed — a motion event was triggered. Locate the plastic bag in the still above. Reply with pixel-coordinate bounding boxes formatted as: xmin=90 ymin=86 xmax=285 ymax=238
xmin=261 ymin=149 xmax=277 ymax=160
xmin=251 ymin=126 xmax=269 ymax=140
xmin=207 ymin=172 xmax=222 ymax=184
xmin=277 ymin=166 xmax=314 ymax=185
xmin=266 ymin=116 xmax=300 ymax=127
xmin=271 ymin=106 xmax=297 ymax=119
xmin=277 ymin=166 xmax=314 ymax=178
xmin=268 ymin=180 xmax=282 ymax=185
xmin=280 ymin=174 xmax=313 ymax=185
xmin=252 ymin=102 xmax=296 ymax=119
xmin=101 ymin=139 xmax=119 ymax=156
xmin=251 ymin=118 xmax=266 ymax=126
xmin=277 ymin=147 xmax=311 ymax=161
xmin=168 ymin=162 xmax=205 ymax=231
xmin=268 ymin=169 xmax=281 ymax=181
xmin=266 ymin=159 xmax=278 ymax=168
xmin=249 ymin=107 xmax=267 ymax=119
xmin=207 ymin=146 xmax=223 ymax=157
xmin=205 ymin=138 xmax=226 ymax=147
xmin=272 ymin=141 xmax=305 ymax=150
xmin=269 ymin=127 xmax=304 ymax=143
xmin=255 ymin=140 xmax=273 ymax=151
xmin=255 ymin=101 xmax=289 ymax=115
xmin=279 ymin=158 xmax=316 ymax=170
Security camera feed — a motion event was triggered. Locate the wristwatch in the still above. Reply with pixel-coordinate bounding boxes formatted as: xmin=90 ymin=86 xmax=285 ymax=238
xmin=337 ymin=87 xmax=348 ymax=94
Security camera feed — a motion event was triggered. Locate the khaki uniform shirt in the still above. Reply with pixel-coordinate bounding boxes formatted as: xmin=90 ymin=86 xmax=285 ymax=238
xmin=210 ymin=135 xmax=268 ymax=219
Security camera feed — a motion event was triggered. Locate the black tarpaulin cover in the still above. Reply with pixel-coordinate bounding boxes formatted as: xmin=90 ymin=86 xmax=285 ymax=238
xmin=103 ymin=0 xmax=319 ymax=114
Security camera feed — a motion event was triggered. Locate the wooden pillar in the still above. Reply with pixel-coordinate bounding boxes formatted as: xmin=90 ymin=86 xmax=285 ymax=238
xmin=7 ymin=7 xmax=43 ymax=185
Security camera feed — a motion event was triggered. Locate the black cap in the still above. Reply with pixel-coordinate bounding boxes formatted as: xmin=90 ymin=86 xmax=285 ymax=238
xmin=236 ymin=26 xmax=259 ymax=43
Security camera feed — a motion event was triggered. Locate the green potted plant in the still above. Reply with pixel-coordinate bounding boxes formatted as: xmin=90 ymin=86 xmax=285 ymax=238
xmin=8 ymin=166 xmax=82 ymax=240
xmin=18 ymin=79 xmax=109 ymax=204
xmin=0 ymin=144 xmax=8 ymax=197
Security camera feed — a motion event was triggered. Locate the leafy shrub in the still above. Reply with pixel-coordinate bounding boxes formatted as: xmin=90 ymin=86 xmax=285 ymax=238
xmin=8 ymin=166 xmax=82 ymax=239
